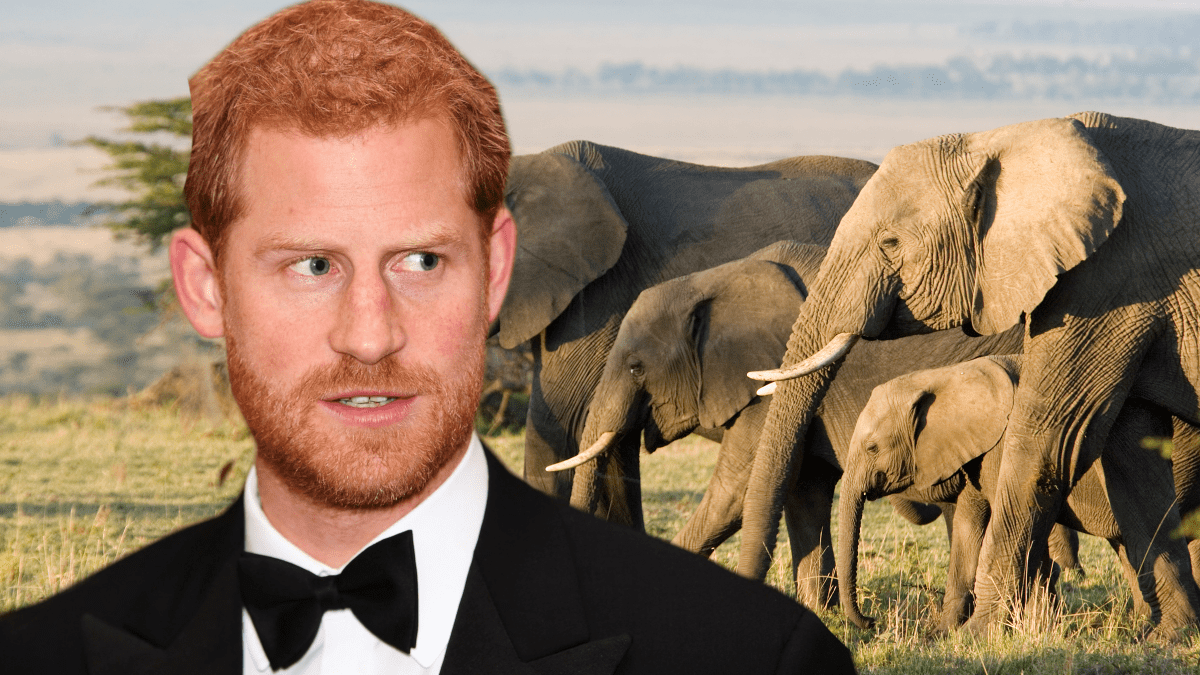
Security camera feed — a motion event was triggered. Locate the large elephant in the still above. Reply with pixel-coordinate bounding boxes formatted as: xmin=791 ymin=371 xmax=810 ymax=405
xmin=492 ymin=141 xmax=878 ymax=526
xmin=837 ymin=355 xmax=1200 ymax=637
xmin=551 ymin=239 xmax=1023 ymax=607
xmin=745 ymin=112 xmax=1200 ymax=631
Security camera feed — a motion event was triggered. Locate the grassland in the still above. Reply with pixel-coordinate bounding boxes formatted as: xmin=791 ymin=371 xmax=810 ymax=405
xmin=2 ymin=395 xmax=1199 ymax=673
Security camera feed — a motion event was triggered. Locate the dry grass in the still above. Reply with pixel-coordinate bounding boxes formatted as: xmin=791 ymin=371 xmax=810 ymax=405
xmin=635 ymin=435 xmax=1200 ymax=674
xmin=3 ymin=397 xmax=1199 ymax=672
xmin=0 ymin=394 xmax=253 ymax=612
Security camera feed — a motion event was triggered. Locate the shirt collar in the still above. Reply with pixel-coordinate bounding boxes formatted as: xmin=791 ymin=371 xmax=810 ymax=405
xmin=243 ymin=433 xmax=490 ymax=668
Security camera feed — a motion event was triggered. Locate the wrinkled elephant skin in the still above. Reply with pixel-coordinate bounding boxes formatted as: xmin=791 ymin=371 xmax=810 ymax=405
xmin=492 ymin=141 xmax=878 ymax=525
xmin=749 ymin=112 xmax=1200 ymax=632
xmin=837 ymin=356 xmax=1200 ymax=637
xmin=561 ymin=239 xmax=1022 ymax=608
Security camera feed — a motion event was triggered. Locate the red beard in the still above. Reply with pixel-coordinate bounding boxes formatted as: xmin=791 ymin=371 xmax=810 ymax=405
xmin=226 ymin=336 xmax=484 ymax=509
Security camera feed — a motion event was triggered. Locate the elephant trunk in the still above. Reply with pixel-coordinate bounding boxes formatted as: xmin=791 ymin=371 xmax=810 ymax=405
xmin=567 ymin=371 xmax=646 ymax=520
xmin=837 ymin=471 xmax=876 ymax=629
xmin=737 ymin=243 xmax=884 ymax=580
xmin=566 ymin=431 xmax=618 ymax=514
xmin=567 ymin=443 xmax=604 ymax=514
xmin=737 ymin=360 xmax=841 ymax=579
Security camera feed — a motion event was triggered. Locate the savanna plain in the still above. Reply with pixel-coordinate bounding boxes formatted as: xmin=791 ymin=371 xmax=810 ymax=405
xmin=1 ymin=395 xmax=1197 ymax=674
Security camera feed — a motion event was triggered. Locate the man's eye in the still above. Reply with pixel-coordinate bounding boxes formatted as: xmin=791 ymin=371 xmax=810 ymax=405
xmin=399 ymin=252 xmax=439 ymax=272
xmin=289 ymin=257 xmax=332 ymax=276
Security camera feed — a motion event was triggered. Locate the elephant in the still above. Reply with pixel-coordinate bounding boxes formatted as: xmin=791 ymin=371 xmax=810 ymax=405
xmin=744 ymin=112 xmax=1200 ymax=632
xmin=491 ymin=140 xmax=878 ymax=527
xmin=836 ymin=355 xmax=1200 ymax=637
xmin=549 ymin=238 xmax=1024 ymax=608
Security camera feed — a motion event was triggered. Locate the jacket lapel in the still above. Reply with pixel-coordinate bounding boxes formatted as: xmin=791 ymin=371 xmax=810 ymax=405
xmin=81 ymin=558 xmax=242 ymax=675
xmin=440 ymin=564 xmax=539 ymax=675
xmin=82 ymin=499 xmax=245 ymax=675
xmin=442 ymin=450 xmax=630 ymax=675
xmin=79 ymin=453 xmax=632 ymax=675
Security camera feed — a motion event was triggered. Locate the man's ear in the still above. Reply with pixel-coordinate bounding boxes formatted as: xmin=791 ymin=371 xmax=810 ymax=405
xmin=486 ymin=206 xmax=516 ymax=324
xmin=169 ymin=227 xmax=225 ymax=338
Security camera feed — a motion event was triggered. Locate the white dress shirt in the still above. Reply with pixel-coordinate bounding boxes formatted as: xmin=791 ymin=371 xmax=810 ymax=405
xmin=241 ymin=434 xmax=489 ymax=675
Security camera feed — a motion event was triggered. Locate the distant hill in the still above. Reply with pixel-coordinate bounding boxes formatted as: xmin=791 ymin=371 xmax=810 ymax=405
xmin=492 ymin=49 xmax=1200 ymax=102
xmin=0 ymin=223 xmax=184 ymax=396
xmin=489 ymin=16 xmax=1200 ymax=103
xmin=0 ymin=201 xmax=96 ymax=228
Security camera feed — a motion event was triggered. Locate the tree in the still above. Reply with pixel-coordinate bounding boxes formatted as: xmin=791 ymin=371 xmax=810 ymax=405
xmin=82 ymin=97 xmax=191 ymax=251
xmin=81 ymin=97 xmax=240 ymax=415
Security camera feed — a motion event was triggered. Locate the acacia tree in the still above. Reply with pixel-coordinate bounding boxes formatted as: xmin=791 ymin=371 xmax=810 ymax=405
xmin=83 ymin=97 xmax=191 ymax=251
xmin=80 ymin=97 xmax=234 ymax=414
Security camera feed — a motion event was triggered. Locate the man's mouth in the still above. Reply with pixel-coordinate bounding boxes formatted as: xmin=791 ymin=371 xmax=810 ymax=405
xmin=336 ymin=395 xmax=400 ymax=408
xmin=316 ymin=391 xmax=416 ymax=428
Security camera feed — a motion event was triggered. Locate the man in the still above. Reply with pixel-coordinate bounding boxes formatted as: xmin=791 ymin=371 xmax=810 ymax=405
xmin=0 ymin=2 xmax=855 ymax=673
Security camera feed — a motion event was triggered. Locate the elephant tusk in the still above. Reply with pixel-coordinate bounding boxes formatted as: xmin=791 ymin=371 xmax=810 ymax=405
xmin=747 ymin=333 xmax=860 ymax=382
xmin=756 ymin=382 xmax=777 ymax=396
xmin=545 ymin=431 xmax=617 ymax=472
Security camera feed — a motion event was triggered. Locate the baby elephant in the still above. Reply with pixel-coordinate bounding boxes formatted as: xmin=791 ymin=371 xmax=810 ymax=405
xmin=837 ymin=355 xmax=1200 ymax=638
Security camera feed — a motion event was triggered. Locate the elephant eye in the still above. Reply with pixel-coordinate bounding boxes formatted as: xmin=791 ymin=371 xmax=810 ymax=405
xmin=966 ymin=181 xmax=986 ymax=224
xmin=878 ymin=234 xmax=901 ymax=261
xmin=629 ymin=363 xmax=644 ymax=379
xmin=865 ymin=442 xmax=879 ymax=455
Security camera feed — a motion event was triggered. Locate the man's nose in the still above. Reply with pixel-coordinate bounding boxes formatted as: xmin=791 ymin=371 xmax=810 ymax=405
xmin=329 ymin=269 xmax=404 ymax=365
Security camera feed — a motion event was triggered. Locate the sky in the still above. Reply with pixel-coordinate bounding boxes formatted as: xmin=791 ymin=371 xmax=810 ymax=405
xmin=3 ymin=0 xmax=1200 ymax=200
xmin=2 ymin=0 xmax=1199 ymax=393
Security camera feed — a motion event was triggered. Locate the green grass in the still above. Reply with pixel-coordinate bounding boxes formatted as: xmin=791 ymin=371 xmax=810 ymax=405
xmin=3 ymin=396 xmax=1200 ymax=673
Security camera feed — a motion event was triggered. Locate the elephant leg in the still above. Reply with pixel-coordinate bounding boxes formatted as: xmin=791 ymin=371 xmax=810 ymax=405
xmin=1033 ymin=540 xmax=1062 ymax=610
xmin=785 ymin=458 xmax=839 ymax=609
xmin=1099 ymin=406 xmax=1200 ymax=638
xmin=1190 ymin=540 xmax=1200 ymax=602
xmin=968 ymin=441 xmax=1060 ymax=633
xmin=1170 ymin=416 xmax=1200 ymax=590
xmin=1191 ymin=539 xmax=1200 ymax=596
xmin=523 ymin=340 xmax=578 ymax=499
xmin=671 ymin=417 xmax=758 ymax=556
xmin=940 ymin=488 xmax=988 ymax=633
xmin=1048 ymin=524 xmax=1082 ymax=576
xmin=939 ymin=502 xmax=956 ymax=548
xmin=1113 ymin=542 xmax=1152 ymax=621
xmin=968 ymin=317 xmax=1151 ymax=633
xmin=525 ymin=326 xmax=637 ymax=525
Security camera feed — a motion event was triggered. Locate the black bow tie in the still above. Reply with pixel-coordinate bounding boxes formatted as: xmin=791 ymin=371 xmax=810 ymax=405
xmin=238 ymin=530 xmax=419 ymax=670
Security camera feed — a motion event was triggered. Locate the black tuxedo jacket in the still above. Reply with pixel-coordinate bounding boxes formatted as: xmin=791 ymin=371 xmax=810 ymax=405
xmin=0 ymin=451 xmax=854 ymax=674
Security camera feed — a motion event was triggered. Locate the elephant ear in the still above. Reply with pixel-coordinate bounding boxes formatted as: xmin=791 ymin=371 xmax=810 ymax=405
xmin=692 ymin=256 xmax=809 ymax=428
xmin=745 ymin=240 xmax=827 ymax=286
xmin=911 ymin=357 xmax=1016 ymax=490
xmin=967 ymin=117 xmax=1126 ymax=335
xmin=494 ymin=147 xmax=628 ymax=349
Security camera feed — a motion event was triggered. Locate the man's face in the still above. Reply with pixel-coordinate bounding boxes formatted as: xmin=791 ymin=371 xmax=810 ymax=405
xmin=209 ymin=120 xmax=504 ymax=509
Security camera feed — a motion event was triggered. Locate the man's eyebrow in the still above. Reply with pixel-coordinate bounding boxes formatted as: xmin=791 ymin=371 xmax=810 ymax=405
xmin=254 ymin=234 xmax=326 ymax=257
xmin=252 ymin=224 xmax=468 ymax=258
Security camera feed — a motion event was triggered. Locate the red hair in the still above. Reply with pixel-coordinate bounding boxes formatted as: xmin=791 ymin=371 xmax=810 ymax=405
xmin=185 ymin=0 xmax=510 ymax=262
